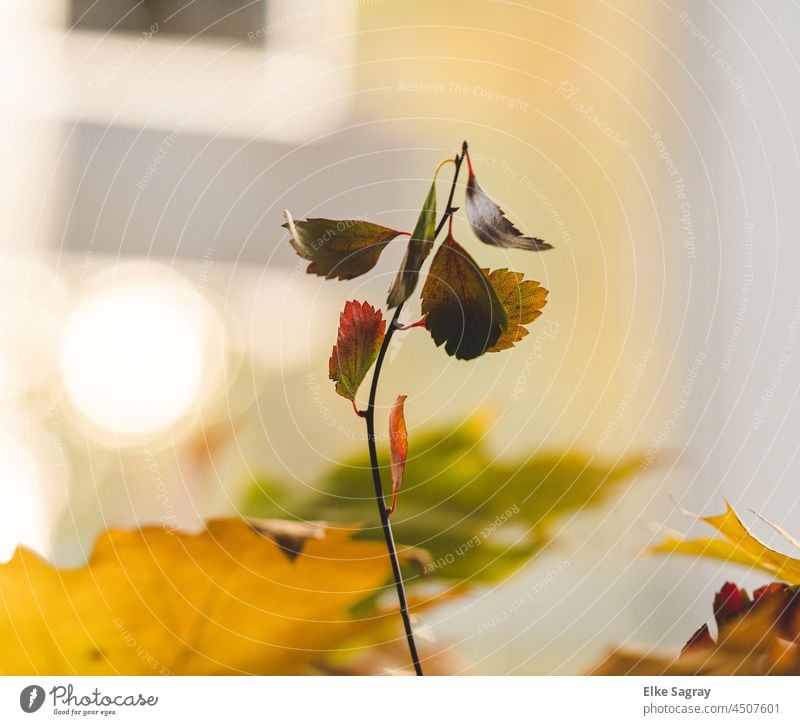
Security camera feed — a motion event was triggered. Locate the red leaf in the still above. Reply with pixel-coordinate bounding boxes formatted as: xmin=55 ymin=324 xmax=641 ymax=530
xmin=680 ymin=581 xmax=800 ymax=665
xmin=329 ymin=301 xmax=386 ymax=405
xmin=753 ymin=582 xmax=788 ymax=601
xmin=713 ymin=581 xmax=751 ymax=624
xmin=388 ymin=395 xmax=408 ymax=515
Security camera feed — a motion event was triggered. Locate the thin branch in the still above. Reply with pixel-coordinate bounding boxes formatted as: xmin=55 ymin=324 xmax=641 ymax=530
xmin=362 ymin=143 xmax=467 ymax=676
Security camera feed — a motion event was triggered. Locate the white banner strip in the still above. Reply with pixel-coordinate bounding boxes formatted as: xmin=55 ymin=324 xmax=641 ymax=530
xmin=0 ymin=676 xmax=796 ymax=724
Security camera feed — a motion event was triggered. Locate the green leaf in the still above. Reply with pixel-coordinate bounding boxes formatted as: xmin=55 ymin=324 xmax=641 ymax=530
xmin=329 ymin=300 xmax=386 ymax=404
xmin=244 ymin=418 xmax=644 ymax=584
xmin=386 ymin=180 xmax=437 ymax=308
xmin=283 ymin=212 xmax=406 ymax=280
xmin=484 ymin=268 xmax=549 ymax=352
xmin=420 ymin=231 xmax=508 ymax=360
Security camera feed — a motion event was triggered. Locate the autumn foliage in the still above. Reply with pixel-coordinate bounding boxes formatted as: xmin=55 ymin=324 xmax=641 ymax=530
xmin=284 ymin=141 xmax=552 ymax=673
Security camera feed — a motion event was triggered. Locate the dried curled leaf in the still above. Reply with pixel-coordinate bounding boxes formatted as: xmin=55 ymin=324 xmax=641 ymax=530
xmin=649 ymin=502 xmax=800 ymax=585
xmin=591 ymin=581 xmax=800 ymax=675
xmin=329 ymin=300 xmax=386 ymax=404
xmin=619 ymin=507 xmax=800 ymax=675
xmin=483 ymin=268 xmax=549 ymax=352
xmin=715 ymin=584 xmax=800 ymax=672
xmin=283 ymin=211 xmax=406 ymax=280
xmin=421 ymin=231 xmax=508 ymax=360
xmin=388 ymin=395 xmax=408 ymax=515
xmin=0 ymin=519 xmax=422 ymax=675
xmin=464 ymin=146 xmax=552 ymax=252
xmin=387 ymin=179 xmax=437 ymax=308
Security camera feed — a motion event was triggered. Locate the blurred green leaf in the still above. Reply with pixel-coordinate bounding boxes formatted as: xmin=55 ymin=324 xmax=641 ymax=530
xmin=244 ymin=418 xmax=644 ymax=584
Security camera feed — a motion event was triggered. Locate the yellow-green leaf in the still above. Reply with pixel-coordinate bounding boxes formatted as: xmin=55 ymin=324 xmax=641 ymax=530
xmin=283 ymin=212 xmax=406 ymax=280
xmin=387 ymin=179 xmax=437 ymax=308
xmin=484 ymin=268 xmax=548 ymax=352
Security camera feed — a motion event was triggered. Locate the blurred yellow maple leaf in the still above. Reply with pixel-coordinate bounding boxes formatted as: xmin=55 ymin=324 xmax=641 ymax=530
xmin=0 ymin=519 xmax=424 ymax=675
xmin=649 ymin=502 xmax=800 ymax=584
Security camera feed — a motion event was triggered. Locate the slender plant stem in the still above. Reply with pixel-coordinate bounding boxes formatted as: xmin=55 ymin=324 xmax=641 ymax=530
xmin=363 ymin=328 xmax=421 ymax=674
xmin=362 ymin=143 xmax=467 ymax=676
